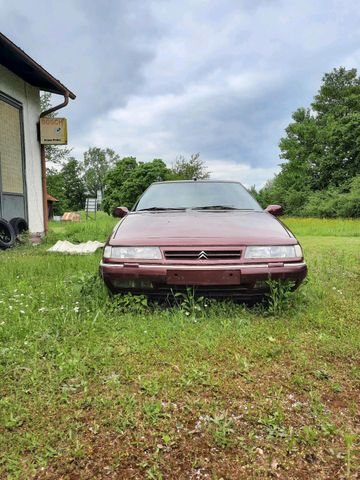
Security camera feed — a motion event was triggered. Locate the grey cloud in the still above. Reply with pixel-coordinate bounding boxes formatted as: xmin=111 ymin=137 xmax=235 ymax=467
xmin=0 ymin=0 xmax=161 ymax=130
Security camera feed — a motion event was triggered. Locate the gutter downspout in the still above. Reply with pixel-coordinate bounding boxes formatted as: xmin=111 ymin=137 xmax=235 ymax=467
xmin=39 ymin=91 xmax=69 ymax=235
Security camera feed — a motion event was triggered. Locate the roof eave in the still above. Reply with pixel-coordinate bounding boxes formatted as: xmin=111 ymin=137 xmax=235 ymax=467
xmin=0 ymin=32 xmax=76 ymax=99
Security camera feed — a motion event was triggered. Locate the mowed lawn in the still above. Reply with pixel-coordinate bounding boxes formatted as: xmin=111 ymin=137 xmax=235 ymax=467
xmin=0 ymin=216 xmax=359 ymax=479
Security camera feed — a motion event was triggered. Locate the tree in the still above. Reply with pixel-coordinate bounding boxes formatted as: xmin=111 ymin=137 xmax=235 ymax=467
xmin=101 ymin=157 xmax=138 ymax=213
xmin=46 ymin=168 xmax=66 ymax=215
xmin=102 ymin=158 xmax=168 ymax=214
xmin=260 ymin=67 xmax=360 ymax=215
xmin=40 ymin=92 xmax=72 ymax=165
xmin=83 ymin=147 xmax=120 ymax=197
xmin=46 ymin=159 xmax=86 ymax=214
xmin=308 ymin=67 xmax=360 ymax=189
xmin=170 ymin=153 xmax=210 ymax=180
xmin=119 ymin=159 xmax=168 ymax=207
xmin=61 ymin=158 xmax=86 ymax=211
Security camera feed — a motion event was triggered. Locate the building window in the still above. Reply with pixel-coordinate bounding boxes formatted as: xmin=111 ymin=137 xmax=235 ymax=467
xmin=0 ymin=92 xmax=26 ymax=221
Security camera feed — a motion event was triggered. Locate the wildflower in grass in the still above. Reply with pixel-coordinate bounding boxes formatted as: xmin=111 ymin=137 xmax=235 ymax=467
xmin=74 ymin=306 xmax=80 ymax=313
xmin=20 ymin=310 xmax=25 ymax=314
xmin=38 ymin=307 xmax=46 ymax=312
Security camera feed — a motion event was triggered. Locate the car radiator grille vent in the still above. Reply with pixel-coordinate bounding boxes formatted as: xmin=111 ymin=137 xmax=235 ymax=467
xmin=164 ymin=250 xmax=242 ymax=260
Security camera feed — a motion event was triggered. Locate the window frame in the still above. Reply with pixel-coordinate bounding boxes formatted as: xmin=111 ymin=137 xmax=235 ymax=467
xmin=0 ymin=90 xmax=28 ymax=222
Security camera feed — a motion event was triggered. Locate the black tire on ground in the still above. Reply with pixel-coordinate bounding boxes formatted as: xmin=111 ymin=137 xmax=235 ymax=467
xmin=9 ymin=217 xmax=28 ymax=235
xmin=0 ymin=219 xmax=16 ymax=250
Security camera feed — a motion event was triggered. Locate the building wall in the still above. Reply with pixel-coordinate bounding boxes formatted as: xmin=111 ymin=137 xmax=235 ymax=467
xmin=0 ymin=64 xmax=44 ymax=234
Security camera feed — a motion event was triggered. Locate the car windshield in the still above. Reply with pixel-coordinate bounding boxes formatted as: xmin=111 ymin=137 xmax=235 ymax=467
xmin=135 ymin=182 xmax=262 ymax=211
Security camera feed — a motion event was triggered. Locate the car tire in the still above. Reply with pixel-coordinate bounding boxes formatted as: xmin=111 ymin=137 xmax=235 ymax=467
xmin=0 ymin=219 xmax=16 ymax=250
xmin=10 ymin=217 xmax=28 ymax=236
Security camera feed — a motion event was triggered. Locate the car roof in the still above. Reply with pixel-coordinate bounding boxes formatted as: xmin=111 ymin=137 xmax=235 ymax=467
xmin=152 ymin=180 xmax=243 ymax=185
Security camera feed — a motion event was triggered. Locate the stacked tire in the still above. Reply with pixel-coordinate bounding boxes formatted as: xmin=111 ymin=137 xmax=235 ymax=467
xmin=0 ymin=217 xmax=28 ymax=250
xmin=10 ymin=217 xmax=28 ymax=236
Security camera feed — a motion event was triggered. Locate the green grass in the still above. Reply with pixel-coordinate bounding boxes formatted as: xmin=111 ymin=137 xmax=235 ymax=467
xmin=0 ymin=216 xmax=359 ymax=479
xmin=46 ymin=211 xmax=117 ymax=244
xmin=283 ymin=216 xmax=360 ymax=237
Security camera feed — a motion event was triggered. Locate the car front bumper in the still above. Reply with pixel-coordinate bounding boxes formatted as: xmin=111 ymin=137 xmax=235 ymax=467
xmin=100 ymin=261 xmax=307 ymax=299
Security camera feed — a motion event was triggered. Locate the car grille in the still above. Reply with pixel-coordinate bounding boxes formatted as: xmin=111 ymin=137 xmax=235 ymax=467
xmin=164 ymin=250 xmax=242 ymax=260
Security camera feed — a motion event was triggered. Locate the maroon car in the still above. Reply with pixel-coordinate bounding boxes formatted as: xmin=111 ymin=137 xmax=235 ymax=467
xmin=100 ymin=180 xmax=307 ymax=300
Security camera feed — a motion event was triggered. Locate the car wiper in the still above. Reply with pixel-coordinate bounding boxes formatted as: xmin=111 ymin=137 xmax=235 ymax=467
xmin=192 ymin=205 xmax=247 ymax=210
xmin=137 ymin=207 xmax=185 ymax=211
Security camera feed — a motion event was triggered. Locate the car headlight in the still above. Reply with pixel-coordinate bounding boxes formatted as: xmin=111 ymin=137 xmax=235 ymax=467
xmin=244 ymin=245 xmax=302 ymax=259
xmin=103 ymin=246 xmax=162 ymax=260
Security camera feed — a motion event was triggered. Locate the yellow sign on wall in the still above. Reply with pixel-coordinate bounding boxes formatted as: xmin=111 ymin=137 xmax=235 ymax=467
xmin=40 ymin=117 xmax=67 ymax=145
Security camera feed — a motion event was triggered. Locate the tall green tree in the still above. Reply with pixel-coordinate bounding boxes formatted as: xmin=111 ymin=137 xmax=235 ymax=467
xmin=46 ymin=159 xmax=86 ymax=214
xmin=83 ymin=147 xmax=120 ymax=197
xmin=46 ymin=168 xmax=66 ymax=215
xmin=170 ymin=153 xmax=210 ymax=180
xmin=259 ymin=67 xmax=360 ymax=215
xmin=61 ymin=158 xmax=86 ymax=211
xmin=310 ymin=68 xmax=360 ymax=188
xmin=102 ymin=158 xmax=168 ymax=214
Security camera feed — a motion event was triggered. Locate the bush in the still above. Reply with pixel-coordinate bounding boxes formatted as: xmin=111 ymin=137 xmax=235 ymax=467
xmin=339 ymin=176 xmax=360 ymax=217
xmin=302 ymin=176 xmax=360 ymax=218
xmin=302 ymin=189 xmax=341 ymax=218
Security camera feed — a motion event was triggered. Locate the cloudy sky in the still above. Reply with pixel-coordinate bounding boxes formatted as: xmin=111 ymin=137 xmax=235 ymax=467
xmin=1 ymin=0 xmax=360 ymax=186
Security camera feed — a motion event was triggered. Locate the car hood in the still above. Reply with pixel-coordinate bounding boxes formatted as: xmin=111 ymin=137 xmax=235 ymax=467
xmin=109 ymin=211 xmax=296 ymax=246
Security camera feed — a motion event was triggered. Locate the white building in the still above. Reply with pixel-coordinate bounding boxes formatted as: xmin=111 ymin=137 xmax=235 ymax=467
xmin=0 ymin=32 xmax=75 ymax=237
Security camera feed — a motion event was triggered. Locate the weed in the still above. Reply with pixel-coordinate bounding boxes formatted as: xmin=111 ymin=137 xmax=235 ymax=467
xmin=299 ymin=425 xmax=319 ymax=446
xmin=343 ymin=431 xmax=358 ymax=479
xmin=179 ymin=366 xmax=212 ymax=389
xmin=140 ymin=378 xmax=161 ymax=396
xmin=259 ymin=403 xmax=287 ymax=439
xmin=112 ymin=292 xmax=149 ymax=313
xmin=291 ymin=373 xmax=311 ymax=390
xmin=142 ymin=400 xmax=163 ymax=425
xmin=314 ymin=369 xmax=331 ymax=381
xmin=114 ymin=394 xmax=137 ymax=433
xmin=146 ymin=463 xmax=163 ymax=480
xmin=209 ymin=413 xmax=235 ymax=448
xmin=174 ymin=287 xmax=207 ymax=320
xmin=330 ymin=382 xmax=342 ymax=393
xmin=265 ymin=278 xmax=295 ymax=315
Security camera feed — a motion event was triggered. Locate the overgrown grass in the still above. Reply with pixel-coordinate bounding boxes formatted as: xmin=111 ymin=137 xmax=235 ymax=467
xmin=46 ymin=211 xmax=117 ymax=244
xmin=0 ymin=216 xmax=359 ymax=479
xmin=283 ymin=216 xmax=360 ymax=237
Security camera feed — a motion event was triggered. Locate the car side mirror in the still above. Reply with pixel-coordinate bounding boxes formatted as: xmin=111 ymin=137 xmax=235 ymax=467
xmin=113 ymin=206 xmax=129 ymax=218
xmin=265 ymin=204 xmax=283 ymax=216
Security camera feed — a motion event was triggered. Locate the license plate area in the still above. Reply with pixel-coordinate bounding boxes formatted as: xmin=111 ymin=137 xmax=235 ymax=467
xmin=167 ymin=270 xmax=240 ymax=285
